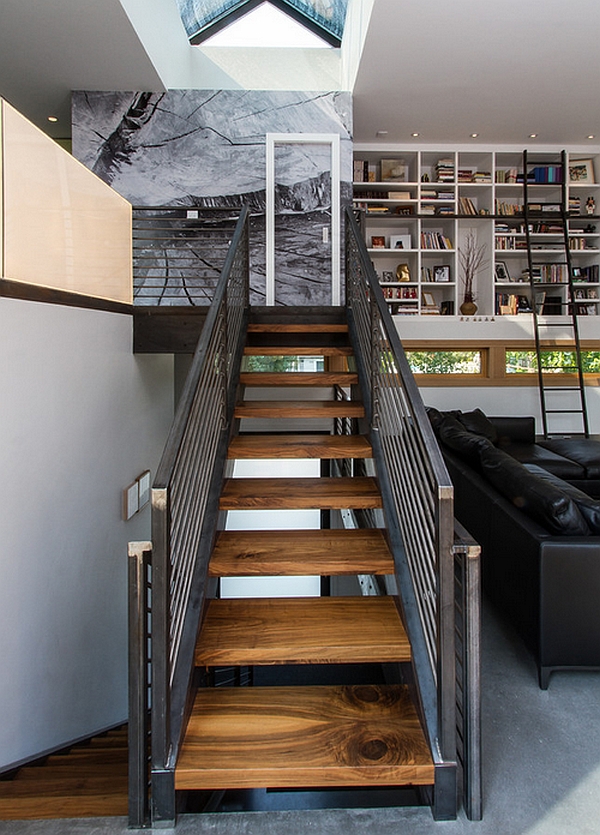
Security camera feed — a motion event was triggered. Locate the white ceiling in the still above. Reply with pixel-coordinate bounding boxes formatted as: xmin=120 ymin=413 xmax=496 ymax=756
xmin=353 ymin=0 xmax=600 ymax=147
xmin=0 ymin=0 xmax=599 ymax=148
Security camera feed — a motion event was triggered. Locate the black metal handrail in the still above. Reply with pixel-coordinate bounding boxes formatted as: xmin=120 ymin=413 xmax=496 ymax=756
xmin=132 ymin=206 xmax=242 ymax=306
xmin=345 ymin=206 xmax=459 ymax=818
xmin=148 ymin=205 xmax=250 ymax=823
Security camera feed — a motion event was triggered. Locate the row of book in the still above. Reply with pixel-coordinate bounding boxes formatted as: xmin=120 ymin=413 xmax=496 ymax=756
xmin=526 ymin=166 xmax=563 ymax=183
xmin=381 ymin=286 xmax=418 ymax=300
xmin=420 ymin=232 xmax=453 ymax=249
xmin=459 ymin=196 xmax=478 ymax=215
xmin=495 ymin=168 xmax=521 ymax=184
xmin=495 ymin=293 xmax=532 ymax=314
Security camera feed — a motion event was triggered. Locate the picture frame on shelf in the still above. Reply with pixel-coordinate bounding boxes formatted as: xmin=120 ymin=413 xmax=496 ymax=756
xmin=390 ymin=234 xmax=412 ymax=250
xmin=381 ymin=159 xmax=408 ymax=182
xmin=371 ymin=235 xmax=386 ymax=248
xmin=569 ymin=159 xmax=595 ymax=184
xmin=587 ymin=288 xmax=598 ymax=299
xmin=422 ymin=292 xmax=436 ymax=307
xmin=433 ymin=265 xmax=450 ymax=282
xmin=495 ymin=261 xmax=510 ymax=281
xmin=381 ymin=270 xmax=394 ymax=283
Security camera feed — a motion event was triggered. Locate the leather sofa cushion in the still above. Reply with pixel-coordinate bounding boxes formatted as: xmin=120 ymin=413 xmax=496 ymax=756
xmin=479 ymin=446 xmax=590 ymax=536
xmin=539 ymin=438 xmax=600 ymax=479
xmin=456 ymin=408 xmax=498 ymax=443
xmin=525 ymin=464 xmax=600 ymax=534
xmin=502 ymin=442 xmax=585 ymax=480
xmin=437 ymin=415 xmax=495 ymax=465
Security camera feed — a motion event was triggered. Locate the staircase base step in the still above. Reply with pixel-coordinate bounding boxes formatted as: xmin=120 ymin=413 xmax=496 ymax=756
xmin=220 ymin=477 xmax=382 ymax=510
xmin=228 ymin=434 xmax=372 ymax=460
xmin=176 ymin=685 xmax=433 ymax=791
xmin=195 ymin=596 xmax=410 ymax=667
xmin=209 ymin=529 xmax=393 ymax=576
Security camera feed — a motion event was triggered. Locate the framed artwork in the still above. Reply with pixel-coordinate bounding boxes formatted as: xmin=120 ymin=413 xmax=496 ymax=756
xmin=495 ymin=261 xmax=510 ymax=281
xmin=433 ymin=265 xmax=450 ymax=282
xmin=422 ymin=292 xmax=436 ymax=307
xmin=371 ymin=235 xmax=386 ymax=248
xmin=390 ymin=234 xmax=412 ymax=250
xmin=569 ymin=159 xmax=595 ymax=184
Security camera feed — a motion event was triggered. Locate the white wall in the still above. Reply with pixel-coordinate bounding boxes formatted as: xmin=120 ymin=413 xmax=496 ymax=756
xmin=0 ymin=297 xmax=173 ymax=770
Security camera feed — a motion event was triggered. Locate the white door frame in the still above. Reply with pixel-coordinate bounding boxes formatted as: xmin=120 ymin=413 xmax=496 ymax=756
xmin=266 ymin=133 xmax=341 ymax=306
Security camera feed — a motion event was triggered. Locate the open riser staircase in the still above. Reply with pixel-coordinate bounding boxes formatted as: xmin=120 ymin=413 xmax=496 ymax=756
xmin=128 ymin=206 xmax=481 ymax=828
xmin=174 ymin=313 xmax=435 ymax=799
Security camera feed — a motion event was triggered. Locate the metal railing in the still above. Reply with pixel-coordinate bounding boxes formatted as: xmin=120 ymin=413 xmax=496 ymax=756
xmin=132 ymin=207 xmax=242 ymax=306
xmin=345 ymin=206 xmax=477 ymax=819
xmin=129 ymin=205 xmax=250 ymax=825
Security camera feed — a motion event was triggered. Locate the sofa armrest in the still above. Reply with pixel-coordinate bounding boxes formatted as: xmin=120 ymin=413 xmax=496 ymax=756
xmin=490 ymin=416 xmax=536 ymax=445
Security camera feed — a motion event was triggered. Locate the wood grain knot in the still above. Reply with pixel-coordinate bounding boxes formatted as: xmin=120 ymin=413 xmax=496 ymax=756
xmin=360 ymin=737 xmax=389 ymax=761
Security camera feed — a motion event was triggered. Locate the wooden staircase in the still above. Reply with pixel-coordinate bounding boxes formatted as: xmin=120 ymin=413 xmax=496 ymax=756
xmin=0 ymin=726 xmax=128 ymax=820
xmin=174 ymin=311 xmax=434 ymax=802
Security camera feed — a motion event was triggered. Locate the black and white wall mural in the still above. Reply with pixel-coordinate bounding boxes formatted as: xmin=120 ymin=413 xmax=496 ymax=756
xmin=72 ymin=90 xmax=352 ymax=306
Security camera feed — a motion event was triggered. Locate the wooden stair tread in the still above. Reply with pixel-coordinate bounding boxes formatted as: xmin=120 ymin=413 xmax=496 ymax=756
xmin=240 ymin=371 xmax=358 ymax=386
xmin=220 ymin=477 xmax=382 ymax=510
xmin=176 ymin=684 xmax=433 ymax=790
xmin=244 ymin=346 xmax=353 ymax=356
xmin=234 ymin=400 xmax=364 ymax=419
xmin=195 ymin=596 xmax=410 ymax=666
xmin=0 ymin=794 xmax=128 ymax=819
xmin=228 ymin=434 xmax=372 ymax=460
xmin=209 ymin=529 xmax=393 ymax=576
xmin=247 ymin=323 xmax=348 ymax=333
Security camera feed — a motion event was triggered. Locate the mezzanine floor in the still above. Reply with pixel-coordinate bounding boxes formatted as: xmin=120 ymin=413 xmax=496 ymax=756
xmin=0 ymin=599 xmax=599 ymax=835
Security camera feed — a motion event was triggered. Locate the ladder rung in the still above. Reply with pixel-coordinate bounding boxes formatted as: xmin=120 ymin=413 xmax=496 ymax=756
xmin=542 ymin=386 xmax=583 ymax=392
xmin=545 ymin=409 xmax=585 ymax=414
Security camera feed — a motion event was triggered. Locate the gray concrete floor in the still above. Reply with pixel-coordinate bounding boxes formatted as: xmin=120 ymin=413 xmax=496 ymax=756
xmin=1 ymin=601 xmax=599 ymax=835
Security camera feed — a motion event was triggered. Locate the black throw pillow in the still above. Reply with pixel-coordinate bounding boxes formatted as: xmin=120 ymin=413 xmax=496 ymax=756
xmin=456 ymin=408 xmax=498 ymax=443
xmin=438 ymin=415 xmax=495 ymax=465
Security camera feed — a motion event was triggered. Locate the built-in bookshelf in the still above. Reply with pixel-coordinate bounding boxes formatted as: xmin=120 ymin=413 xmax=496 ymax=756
xmin=354 ymin=149 xmax=600 ymax=317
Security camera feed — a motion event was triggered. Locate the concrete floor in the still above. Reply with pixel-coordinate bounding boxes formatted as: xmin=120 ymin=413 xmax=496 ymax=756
xmin=1 ymin=601 xmax=599 ymax=835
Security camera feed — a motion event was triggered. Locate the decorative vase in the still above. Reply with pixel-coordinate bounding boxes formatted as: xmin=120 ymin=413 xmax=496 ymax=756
xmin=460 ymin=299 xmax=478 ymax=316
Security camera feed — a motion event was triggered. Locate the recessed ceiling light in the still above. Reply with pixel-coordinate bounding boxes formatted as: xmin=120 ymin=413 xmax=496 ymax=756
xmin=470 ymin=133 xmax=479 ymax=138
xmin=529 ymin=133 xmax=538 ymax=138
xmin=411 ymin=132 xmax=420 ymax=137
xmin=47 ymin=116 xmax=58 ymax=123
xmin=376 ymin=130 xmax=388 ymax=137
xmin=587 ymin=135 xmax=595 ymax=140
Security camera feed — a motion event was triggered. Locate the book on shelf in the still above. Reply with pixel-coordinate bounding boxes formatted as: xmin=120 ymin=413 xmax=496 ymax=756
xmin=420 ymin=231 xmax=453 ymax=249
xmin=495 ymin=292 xmax=532 ymax=315
xmin=495 ymin=200 xmax=524 ymax=215
xmin=435 ymin=158 xmax=455 ymax=182
xmin=527 ymin=165 xmax=563 ymax=184
xmin=459 ymin=196 xmax=478 ymax=215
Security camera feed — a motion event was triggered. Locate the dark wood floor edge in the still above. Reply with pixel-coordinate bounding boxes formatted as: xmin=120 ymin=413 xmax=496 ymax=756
xmin=0 ymin=279 xmax=133 ymax=315
xmin=0 ymin=718 xmax=128 ymax=776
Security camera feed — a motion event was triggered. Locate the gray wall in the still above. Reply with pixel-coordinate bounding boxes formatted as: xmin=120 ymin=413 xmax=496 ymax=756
xmin=72 ymin=90 xmax=353 ymax=306
xmin=0 ymin=297 xmax=173 ymax=770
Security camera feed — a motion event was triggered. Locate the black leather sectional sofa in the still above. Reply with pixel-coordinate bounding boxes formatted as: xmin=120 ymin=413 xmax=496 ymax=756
xmin=428 ymin=408 xmax=600 ymax=688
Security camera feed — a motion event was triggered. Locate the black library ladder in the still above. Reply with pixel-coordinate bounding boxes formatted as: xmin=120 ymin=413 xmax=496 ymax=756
xmin=522 ymin=150 xmax=589 ymax=438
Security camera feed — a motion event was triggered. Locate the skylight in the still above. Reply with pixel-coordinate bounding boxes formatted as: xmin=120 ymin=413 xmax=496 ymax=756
xmin=202 ymin=2 xmax=331 ymax=48
xmin=176 ymin=0 xmax=348 ymax=47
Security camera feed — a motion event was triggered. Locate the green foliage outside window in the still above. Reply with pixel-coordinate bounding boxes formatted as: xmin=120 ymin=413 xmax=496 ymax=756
xmin=406 ymin=351 xmax=482 ymax=375
xmin=506 ymin=351 xmax=600 ymax=374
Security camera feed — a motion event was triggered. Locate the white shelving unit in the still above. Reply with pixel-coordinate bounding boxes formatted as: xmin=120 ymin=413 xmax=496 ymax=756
xmin=353 ymin=149 xmax=600 ymax=318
